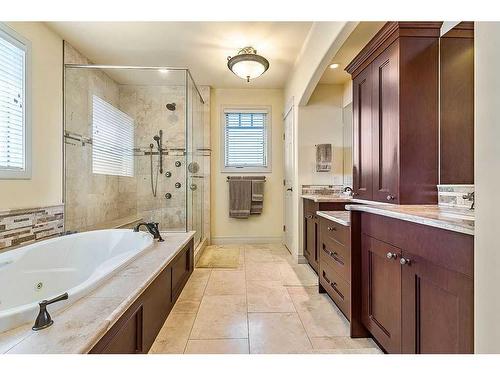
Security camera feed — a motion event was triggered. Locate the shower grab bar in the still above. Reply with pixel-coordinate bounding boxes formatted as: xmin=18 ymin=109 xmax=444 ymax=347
xmin=64 ymin=131 xmax=93 ymax=146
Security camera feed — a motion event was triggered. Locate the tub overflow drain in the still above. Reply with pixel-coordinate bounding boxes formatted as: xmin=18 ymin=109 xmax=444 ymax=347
xmin=36 ymin=282 xmax=43 ymax=290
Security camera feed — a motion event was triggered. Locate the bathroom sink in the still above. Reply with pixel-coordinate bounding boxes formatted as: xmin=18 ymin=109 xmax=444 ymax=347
xmin=439 ymin=212 xmax=475 ymax=221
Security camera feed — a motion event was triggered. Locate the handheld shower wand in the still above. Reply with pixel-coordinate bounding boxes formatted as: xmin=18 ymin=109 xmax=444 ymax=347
xmin=153 ymin=130 xmax=163 ymax=174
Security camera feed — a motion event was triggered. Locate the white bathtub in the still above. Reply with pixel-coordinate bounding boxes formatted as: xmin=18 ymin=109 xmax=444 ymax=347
xmin=0 ymin=229 xmax=154 ymax=334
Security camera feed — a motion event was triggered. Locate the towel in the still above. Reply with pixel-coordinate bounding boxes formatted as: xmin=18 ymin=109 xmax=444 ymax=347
xmin=251 ymin=179 xmax=264 ymax=214
xmin=229 ymin=179 xmax=252 ymax=218
xmin=316 ymin=144 xmax=332 ymax=172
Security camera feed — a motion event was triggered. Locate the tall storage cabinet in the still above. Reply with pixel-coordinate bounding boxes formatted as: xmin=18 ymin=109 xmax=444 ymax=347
xmin=347 ymin=22 xmax=442 ymax=204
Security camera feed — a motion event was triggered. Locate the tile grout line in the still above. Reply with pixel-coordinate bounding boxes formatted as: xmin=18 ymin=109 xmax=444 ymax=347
xmin=286 ymin=285 xmax=315 ymax=351
xmin=182 ymin=267 xmax=212 ymax=353
xmin=243 ymin=245 xmax=251 ymax=354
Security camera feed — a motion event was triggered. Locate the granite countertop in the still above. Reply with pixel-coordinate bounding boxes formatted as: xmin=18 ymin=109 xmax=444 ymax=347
xmin=0 ymin=231 xmax=195 ymax=354
xmin=346 ymin=204 xmax=474 ymax=236
xmin=316 ymin=211 xmax=351 ymax=227
xmin=301 ymin=194 xmax=391 ymax=206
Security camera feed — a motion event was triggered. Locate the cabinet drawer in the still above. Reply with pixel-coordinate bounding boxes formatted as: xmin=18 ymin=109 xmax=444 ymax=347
xmin=320 ymin=261 xmax=351 ymax=319
xmin=320 ymin=218 xmax=349 ymax=247
xmin=320 ymin=240 xmax=350 ymax=282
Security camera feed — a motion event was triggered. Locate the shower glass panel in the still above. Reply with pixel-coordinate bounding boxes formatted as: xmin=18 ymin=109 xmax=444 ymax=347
xmin=64 ymin=65 xmax=205 ymax=246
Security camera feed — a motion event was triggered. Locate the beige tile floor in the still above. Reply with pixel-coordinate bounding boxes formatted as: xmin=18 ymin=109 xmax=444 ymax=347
xmin=149 ymin=243 xmax=383 ymax=354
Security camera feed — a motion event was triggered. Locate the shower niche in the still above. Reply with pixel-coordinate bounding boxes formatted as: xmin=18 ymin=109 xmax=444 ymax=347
xmin=63 ymin=43 xmax=208 ymax=247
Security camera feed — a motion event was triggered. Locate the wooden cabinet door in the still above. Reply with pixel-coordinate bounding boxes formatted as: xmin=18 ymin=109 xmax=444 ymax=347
xmin=304 ymin=214 xmax=319 ymax=273
xmin=171 ymin=242 xmax=194 ymax=302
xmin=362 ymin=234 xmax=402 ymax=353
xmin=401 ymin=251 xmax=474 ymax=353
xmin=352 ymin=66 xmax=373 ymax=200
xmin=372 ymin=41 xmax=400 ymax=203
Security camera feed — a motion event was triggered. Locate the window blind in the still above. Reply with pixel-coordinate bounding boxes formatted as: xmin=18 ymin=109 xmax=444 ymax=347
xmin=224 ymin=111 xmax=267 ymax=168
xmin=0 ymin=32 xmax=25 ymax=171
xmin=92 ymin=95 xmax=134 ymax=177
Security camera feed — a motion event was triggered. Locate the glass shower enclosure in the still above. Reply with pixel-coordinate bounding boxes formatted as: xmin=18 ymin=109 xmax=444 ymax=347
xmin=63 ymin=65 xmax=205 ymax=246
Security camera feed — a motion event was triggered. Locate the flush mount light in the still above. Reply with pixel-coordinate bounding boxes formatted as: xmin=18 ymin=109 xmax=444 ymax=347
xmin=329 ymin=63 xmax=340 ymax=69
xmin=227 ymin=46 xmax=270 ymax=83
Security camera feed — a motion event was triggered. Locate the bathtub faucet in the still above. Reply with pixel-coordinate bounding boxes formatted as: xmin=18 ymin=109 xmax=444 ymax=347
xmin=134 ymin=222 xmax=164 ymax=242
xmin=32 ymin=292 xmax=69 ymax=331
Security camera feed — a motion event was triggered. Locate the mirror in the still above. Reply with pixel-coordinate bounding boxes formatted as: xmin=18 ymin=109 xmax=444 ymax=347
xmin=439 ymin=22 xmax=474 ymax=184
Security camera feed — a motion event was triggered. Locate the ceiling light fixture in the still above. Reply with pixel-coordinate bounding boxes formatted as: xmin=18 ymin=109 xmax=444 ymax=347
xmin=329 ymin=63 xmax=340 ymax=69
xmin=227 ymin=46 xmax=269 ymax=83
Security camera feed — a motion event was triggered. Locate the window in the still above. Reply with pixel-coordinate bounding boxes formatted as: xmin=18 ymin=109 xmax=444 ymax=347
xmin=222 ymin=108 xmax=271 ymax=172
xmin=0 ymin=24 xmax=31 ymax=179
xmin=92 ymin=95 xmax=134 ymax=177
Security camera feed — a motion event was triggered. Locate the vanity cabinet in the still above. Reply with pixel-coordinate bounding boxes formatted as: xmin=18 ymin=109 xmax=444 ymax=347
xmin=354 ymin=212 xmax=473 ymax=354
xmin=90 ymin=239 xmax=194 ymax=354
xmin=347 ymin=22 xmax=441 ymax=204
xmin=303 ymin=198 xmax=348 ymax=273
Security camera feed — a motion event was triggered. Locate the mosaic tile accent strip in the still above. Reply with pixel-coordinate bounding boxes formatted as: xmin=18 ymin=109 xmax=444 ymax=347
xmin=301 ymin=185 xmax=344 ymax=195
xmin=438 ymin=185 xmax=475 ymax=208
xmin=0 ymin=205 xmax=64 ymax=253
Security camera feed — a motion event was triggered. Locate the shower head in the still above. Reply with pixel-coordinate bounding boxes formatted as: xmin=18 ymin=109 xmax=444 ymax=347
xmin=153 ymin=135 xmax=161 ymax=150
xmin=166 ymin=103 xmax=176 ymax=111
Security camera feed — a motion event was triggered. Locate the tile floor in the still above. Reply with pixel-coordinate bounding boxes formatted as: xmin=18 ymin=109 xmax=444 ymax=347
xmin=149 ymin=243 xmax=382 ymax=354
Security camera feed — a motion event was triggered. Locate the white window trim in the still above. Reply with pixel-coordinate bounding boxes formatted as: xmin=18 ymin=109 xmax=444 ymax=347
xmin=220 ymin=105 xmax=272 ymax=173
xmin=0 ymin=23 xmax=32 ymax=180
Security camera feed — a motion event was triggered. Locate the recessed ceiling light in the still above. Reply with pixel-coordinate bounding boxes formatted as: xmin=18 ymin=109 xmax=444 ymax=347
xmin=329 ymin=63 xmax=340 ymax=69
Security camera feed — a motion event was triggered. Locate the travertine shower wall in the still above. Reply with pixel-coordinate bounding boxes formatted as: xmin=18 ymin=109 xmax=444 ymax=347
xmin=64 ymin=43 xmax=134 ymax=231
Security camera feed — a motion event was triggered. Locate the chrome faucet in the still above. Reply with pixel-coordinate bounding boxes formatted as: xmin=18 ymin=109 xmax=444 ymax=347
xmin=134 ymin=222 xmax=164 ymax=242
xmin=343 ymin=186 xmax=353 ymax=196
xmin=462 ymin=192 xmax=475 ymax=210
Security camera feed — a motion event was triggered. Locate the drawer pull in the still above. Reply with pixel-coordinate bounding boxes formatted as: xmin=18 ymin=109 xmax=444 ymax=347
xmin=322 ymin=271 xmax=331 ymax=284
xmin=330 ymin=282 xmax=345 ymax=300
xmin=386 ymin=252 xmax=397 ymax=260
xmin=327 ymin=226 xmax=337 ymax=231
xmin=400 ymin=257 xmax=411 ymax=266
xmin=322 ymin=244 xmax=344 ymax=265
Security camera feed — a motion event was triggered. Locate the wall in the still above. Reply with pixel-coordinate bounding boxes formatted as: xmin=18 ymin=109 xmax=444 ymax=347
xmin=210 ymin=88 xmax=284 ymax=243
xmin=298 ymin=84 xmax=344 ymax=186
xmin=0 ymin=23 xmax=63 ymax=210
xmin=474 ymin=21 xmax=500 ymax=353
xmin=284 ymin=22 xmax=357 ymax=259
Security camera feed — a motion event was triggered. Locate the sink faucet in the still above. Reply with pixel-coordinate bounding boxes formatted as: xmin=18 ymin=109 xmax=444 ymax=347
xmin=462 ymin=192 xmax=475 ymax=210
xmin=343 ymin=186 xmax=353 ymax=196
xmin=134 ymin=222 xmax=164 ymax=242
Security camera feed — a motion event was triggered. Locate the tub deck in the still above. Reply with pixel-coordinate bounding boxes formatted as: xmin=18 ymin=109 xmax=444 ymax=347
xmin=0 ymin=231 xmax=195 ymax=354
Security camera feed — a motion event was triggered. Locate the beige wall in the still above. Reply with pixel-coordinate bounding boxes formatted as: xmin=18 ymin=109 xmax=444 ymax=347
xmin=298 ymin=84 xmax=344 ymax=186
xmin=210 ymin=88 xmax=284 ymax=243
xmin=474 ymin=22 xmax=500 ymax=353
xmin=0 ymin=23 xmax=63 ymax=210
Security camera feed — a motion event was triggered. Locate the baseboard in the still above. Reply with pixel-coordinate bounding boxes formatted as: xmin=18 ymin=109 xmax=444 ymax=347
xmin=194 ymin=237 xmax=208 ymax=264
xmin=211 ymin=235 xmax=283 ymax=245
xmin=297 ymin=255 xmax=308 ymax=264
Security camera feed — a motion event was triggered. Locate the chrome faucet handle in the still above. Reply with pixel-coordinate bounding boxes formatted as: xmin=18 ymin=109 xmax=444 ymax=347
xmin=462 ymin=191 xmax=475 ymax=210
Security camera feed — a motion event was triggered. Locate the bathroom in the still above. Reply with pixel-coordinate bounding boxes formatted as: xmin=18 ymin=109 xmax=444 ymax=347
xmin=1 ymin=1 xmax=500 ymax=373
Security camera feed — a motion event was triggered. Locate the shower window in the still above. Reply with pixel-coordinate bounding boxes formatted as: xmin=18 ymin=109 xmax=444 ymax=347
xmin=92 ymin=95 xmax=134 ymax=177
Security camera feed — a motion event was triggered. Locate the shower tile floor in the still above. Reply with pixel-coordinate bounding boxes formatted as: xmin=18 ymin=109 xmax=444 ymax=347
xmin=149 ymin=244 xmax=383 ymax=354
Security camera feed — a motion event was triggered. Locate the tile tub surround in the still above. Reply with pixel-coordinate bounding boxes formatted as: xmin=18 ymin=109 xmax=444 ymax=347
xmin=346 ymin=204 xmax=474 ymax=235
xmin=0 ymin=232 xmax=195 ymax=354
xmin=0 ymin=205 xmax=64 ymax=253
xmin=316 ymin=211 xmax=350 ymax=226
xmin=438 ymin=184 xmax=475 ymax=208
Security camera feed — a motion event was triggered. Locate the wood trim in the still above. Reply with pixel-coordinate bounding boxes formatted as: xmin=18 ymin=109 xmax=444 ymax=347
xmin=345 ymin=21 xmax=443 ymax=78
xmin=442 ymin=22 xmax=474 ymax=38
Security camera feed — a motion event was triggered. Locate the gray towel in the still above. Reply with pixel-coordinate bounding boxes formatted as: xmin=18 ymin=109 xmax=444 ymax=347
xmin=250 ymin=179 xmax=264 ymax=215
xmin=229 ymin=179 xmax=251 ymax=218
xmin=316 ymin=144 xmax=332 ymax=172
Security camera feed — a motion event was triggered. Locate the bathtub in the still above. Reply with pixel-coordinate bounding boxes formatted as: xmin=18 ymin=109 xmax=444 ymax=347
xmin=0 ymin=229 xmax=154 ymax=334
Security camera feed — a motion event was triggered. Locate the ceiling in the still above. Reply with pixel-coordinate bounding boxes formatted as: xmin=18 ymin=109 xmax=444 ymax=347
xmin=319 ymin=22 xmax=385 ymax=85
xmin=47 ymin=22 xmax=313 ymax=89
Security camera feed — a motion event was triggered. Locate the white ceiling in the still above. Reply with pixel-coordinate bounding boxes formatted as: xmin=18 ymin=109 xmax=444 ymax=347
xmin=319 ymin=22 xmax=385 ymax=85
xmin=47 ymin=22 xmax=313 ymax=89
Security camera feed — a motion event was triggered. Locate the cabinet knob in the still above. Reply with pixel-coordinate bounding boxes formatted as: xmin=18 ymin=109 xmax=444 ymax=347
xmin=386 ymin=195 xmax=395 ymax=201
xmin=400 ymin=257 xmax=411 ymax=266
xmin=386 ymin=252 xmax=397 ymax=260
xmin=327 ymin=226 xmax=337 ymax=231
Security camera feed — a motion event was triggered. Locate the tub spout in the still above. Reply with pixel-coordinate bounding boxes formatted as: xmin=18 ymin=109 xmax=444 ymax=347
xmin=134 ymin=222 xmax=164 ymax=242
xmin=32 ymin=292 xmax=69 ymax=331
